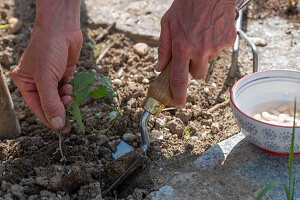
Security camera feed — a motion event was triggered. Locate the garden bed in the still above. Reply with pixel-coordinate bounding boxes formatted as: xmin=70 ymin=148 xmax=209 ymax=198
xmin=0 ymin=0 xmax=299 ymax=199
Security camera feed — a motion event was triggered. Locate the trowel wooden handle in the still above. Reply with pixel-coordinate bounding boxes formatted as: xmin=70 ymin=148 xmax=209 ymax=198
xmin=147 ymin=61 xmax=173 ymax=106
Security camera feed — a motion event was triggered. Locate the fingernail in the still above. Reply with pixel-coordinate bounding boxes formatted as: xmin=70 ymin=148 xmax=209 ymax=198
xmin=175 ymin=105 xmax=184 ymax=109
xmin=51 ymin=116 xmax=64 ymax=130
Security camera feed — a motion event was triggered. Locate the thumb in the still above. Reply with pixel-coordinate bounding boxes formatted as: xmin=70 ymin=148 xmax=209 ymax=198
xmin=36 ymin=79 xmax=66 ymax=131
xmin=156 ymin=15 xmax=172 ymax=72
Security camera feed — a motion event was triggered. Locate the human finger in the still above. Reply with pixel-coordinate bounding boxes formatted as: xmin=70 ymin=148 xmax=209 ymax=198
xmin=189 ymin=55 xmax=209 ymax=80
xmin=156 ymin=14 xmax=172 ymax=72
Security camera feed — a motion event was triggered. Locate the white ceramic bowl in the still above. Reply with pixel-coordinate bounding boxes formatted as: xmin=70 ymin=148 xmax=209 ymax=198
xmin=230 ymin=70 xmax=300 ymax=156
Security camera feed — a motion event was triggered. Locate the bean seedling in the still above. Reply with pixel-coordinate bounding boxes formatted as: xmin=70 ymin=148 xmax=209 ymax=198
xmin=256 ymin=99 xmax=297 ymax=200
xmin=58 ymin=72 xmax=120 ymax=161
xmin=88 ymin=42 xmax=101 ymax=57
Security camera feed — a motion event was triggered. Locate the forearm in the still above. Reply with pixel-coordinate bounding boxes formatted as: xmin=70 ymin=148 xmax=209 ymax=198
xmin=35 ymin=0 xmax=81 ymax=32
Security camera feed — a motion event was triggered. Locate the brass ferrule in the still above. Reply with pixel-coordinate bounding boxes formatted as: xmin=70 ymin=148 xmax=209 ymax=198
xmin=142 ymin=96 xmax=165 ymax=116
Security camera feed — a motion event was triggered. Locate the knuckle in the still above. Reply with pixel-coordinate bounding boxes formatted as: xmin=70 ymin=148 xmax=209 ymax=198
xmin=170 ymin=76 xmax=188 ymax=88
xmin=41 ymin=101 xmax=60 ymax=117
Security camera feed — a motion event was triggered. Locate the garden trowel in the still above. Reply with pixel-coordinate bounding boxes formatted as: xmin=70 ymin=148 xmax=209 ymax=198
xmin=101 ymin=61 xmax=173 ymax=196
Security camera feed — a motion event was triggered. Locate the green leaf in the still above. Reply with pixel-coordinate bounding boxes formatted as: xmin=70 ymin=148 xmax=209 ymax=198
xmin=89 ymin=86 xmax=106 ymax=99
xmin=88 ymin=42 xmax=97 ymax=51
xmin=288 ymin=99 xmax=297 ymax=194
xmin=110 ymin=111 xmax=118 ymax=121
xmin=283 ymin=184 xmax=290 ymax=200
xmin=101 ymin=75 xmax=114 ymax=99
xmin=0 ymin=24 xmax=9 ymax=29
xmin=70 ymin=101 xmax=85 ymax=133
xmin=70 ymin=73 xmax=95 ymax=104
xmin=256 ymin=181 xmax=281 ymax=200
xmin=292 ymin=177 xmax=296 ymax=200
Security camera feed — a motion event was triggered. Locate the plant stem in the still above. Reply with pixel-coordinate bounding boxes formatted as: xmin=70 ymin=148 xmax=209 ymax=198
xmin=58 ymin=131 xmax=65 ymax=162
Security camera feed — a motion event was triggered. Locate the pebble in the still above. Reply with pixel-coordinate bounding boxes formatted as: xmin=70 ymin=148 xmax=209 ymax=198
xmin=0 ymin=163 xmax=4 ymax=177
xmin=117 ymin=67 xmax=124 ymax=77
xmin=0 ymin=50 xmax=13 ymax=67
xmin=189 ymin=79 xmax=199 ymax=86
xmin=248 ymin=37 xmax=267 ymax=47
xmin=11 ymin=184 xmax=24 ymax=198
xmin=175 ymin=109 xmax=192 ymax=123
xmin=167 ymin=118 xmax=184 ymax=136
xmin=8 ymin=17 xmax=22 ymax=33
xmin=123 ymin=133 xmax=136 ymax=142
xmin=113 ymin=97 xmax=118 ymax=104
xmin=17 ymin=112 xmax=27 ymax=121
xmin=211 ymin=123 xmax=220 ymax=134
xmin=211 ymin=83 xmax=217 ymax=89
xmin=155 ymin=118 xmax=166 ymax=129
xmin=111 ymin=78 xmax=122 ymax=86
xmin=98 ymin=134 xmax=109 ymax=146
xmin=3 ymin=193 xmax=13 ymax=200
xmin=133 ymin=43 xmax=148 ymax=56
xmin=142 ymin=78 xmax=150 ymax=84
xmin=1 ymin=181 xmax=12 ymax=192
xmin=108 ymin=140 xmax=120 ymax=152
xmin=204 ymin=87 xmax=210 ymax=93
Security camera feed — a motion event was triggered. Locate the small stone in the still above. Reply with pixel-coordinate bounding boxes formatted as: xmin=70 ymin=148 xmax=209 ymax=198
xmin=8 ymin=17 xmax=22 ymax=33
xmin=17 ymin=112 xmax=27 ymax=121
xmin=204 ymin=87 xmax=210 ymax=93
xmin=142 ymin=78 xmax=150 ymax=84
xmin=189 ymin=79 xmax=199 ymax=86
xmin=211 ymin=83 xmax=217 ymax=89
xmin=112 ymin=97 xmax=118 ymax=104
xmin=116 ymin=67 xmax=124 ymax=77
xmin=111 ymin=79 xmax=122 ymax=86
xmin=3 ymin=193 xmax=13 ymax=200
xmin=133 ymin=43 xmax=148 ymax=56
xmin=211 ymin=123 xmax=220 ymax=134
xmin=98 ymin=134 xmax=109 ymax=146
xmin=0 ymin=50 xmax=13 ymax=67
xmin=108 ymin=140 xmax=120 ymax=152
xmin=248 ymin=37 xmax=267 ymax=47
xmin=192 ymin=106 xmax=202 ymax=118
xmin=0 ymin=163 xmax=4 ymax=177
xmin=175 ymin=109 xmax=192 ymax=123
xmin=1 ymin=181 xmax=12 ymax=192
xmin=167 ymin=118 xmax=185 ymax=136
xmin=123 ymin=133 xmax=136 ymax=142
xmin=28 ymin=195 xmax=40 ymax=200
xmin=35 ymin=177 xmax=48 ymax=186
xmin=11 ymin=184 xmax=24 ymax=198
xmin=155 ymin=118 xmax=166 ymax=129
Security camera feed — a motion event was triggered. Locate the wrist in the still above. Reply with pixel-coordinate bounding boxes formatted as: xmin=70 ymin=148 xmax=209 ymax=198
xmin=35 ymin=0 xmax=81 ymax=32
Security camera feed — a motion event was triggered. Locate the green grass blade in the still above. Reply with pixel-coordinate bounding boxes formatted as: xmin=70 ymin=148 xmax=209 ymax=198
xmin=288 ymin=99 xmax=297 ymax=193
xmin=0 ymin=24 xmax=9 ymax=29
xmin=283 ymin=184 xmax=290 ymax=200
xmin=88 ymin=42 xmax=97 ymax=51
xmin=256 ymin=181 xmax=281 ymax=200
xmin=291 ymin=177 xmax=296 ymax=200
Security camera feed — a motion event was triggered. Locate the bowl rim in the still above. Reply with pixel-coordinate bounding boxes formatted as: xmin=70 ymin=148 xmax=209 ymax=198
xmin=230 ymin=69 xmax=300 ymax=128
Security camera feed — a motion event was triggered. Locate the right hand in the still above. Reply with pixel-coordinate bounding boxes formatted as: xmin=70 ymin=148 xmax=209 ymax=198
xmin=156 ymin=0 xmax=237 ymax=108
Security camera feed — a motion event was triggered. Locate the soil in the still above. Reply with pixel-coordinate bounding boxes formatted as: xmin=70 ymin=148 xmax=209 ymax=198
xmin=0 ymin=0 xmax=299 ymax=200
